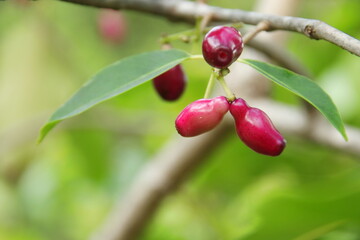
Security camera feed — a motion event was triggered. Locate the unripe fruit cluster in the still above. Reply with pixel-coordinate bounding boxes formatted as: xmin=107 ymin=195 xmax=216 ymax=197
xmin=152 ymin=26 xmax=243 ymax=101
xmin=152 ymin=26 xmax=285 ymax=156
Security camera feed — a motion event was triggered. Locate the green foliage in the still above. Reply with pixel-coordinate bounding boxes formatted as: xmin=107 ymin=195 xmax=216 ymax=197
xmin=40 ymin=53 xmax=346 ymax=143
xmin=39 ymin=49 xmax=191 ymax=142
xmin=240 ymin=59 xmax=347 ymax=140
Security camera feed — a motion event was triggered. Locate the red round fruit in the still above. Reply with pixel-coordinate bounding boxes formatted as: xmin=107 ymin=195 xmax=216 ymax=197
xmin=230 ymin=98 xmax=286 ymax=156
xmin=202 ymin=26 xmax=244 ymax=69
xmin=98 ymin=9 xmax=127 ymax=44
xmin=175 ymin=96 xmax=230 ymax=137
xmin=153 ymin=65 xmax=187 ymax=101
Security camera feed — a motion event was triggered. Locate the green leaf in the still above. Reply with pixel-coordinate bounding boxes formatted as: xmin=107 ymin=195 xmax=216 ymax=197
xmin=239 ymin=59 xmax=347 ymax=141
xmin=38 ymin=49 xmax=191 ymax=142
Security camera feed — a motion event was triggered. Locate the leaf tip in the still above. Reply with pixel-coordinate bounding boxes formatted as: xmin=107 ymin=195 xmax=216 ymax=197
xmin=342 ymin=130 xmax=349 ymax=142
xmin=37 ymin=120 xmax=61 ymax=144
xmin=37 ymin=135 xmax=44 ymax=144
xmin=37 ymin=127 xmax=48 ymax=144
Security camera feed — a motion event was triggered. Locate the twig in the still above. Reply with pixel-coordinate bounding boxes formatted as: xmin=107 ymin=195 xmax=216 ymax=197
xmin=199 ymin=12 xmax=213 ymax=33
xmin=243 ymin=21 xmax=270 ymax=44
xmin=59 ymin=0 xmax=360 ymax=56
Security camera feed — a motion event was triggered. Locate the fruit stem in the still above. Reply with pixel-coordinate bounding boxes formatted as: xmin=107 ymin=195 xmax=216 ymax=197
xmin=216 ymin=71 xmax=236 ymax=101
xmin=160 ymin=29 xmax=194 ymax=44
xmin=243 ymin=21 xmax=270 ymax=44
xmin=188 ymin=55 xmax=204 ymax=60
xmin=204 ymin=70 xmax=216 ymax=98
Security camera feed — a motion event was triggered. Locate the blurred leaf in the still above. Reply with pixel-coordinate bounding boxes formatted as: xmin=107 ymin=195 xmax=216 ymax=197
xmin=39 ymin=49 xmax=191 ymax=142
xmin=293 ymin=220 xmax=346 ymax=240
xmin=240 ymin=59 xmax=347 ymax=140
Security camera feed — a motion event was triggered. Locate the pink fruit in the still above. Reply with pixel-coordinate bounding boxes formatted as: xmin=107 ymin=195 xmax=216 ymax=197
xmin=230 ymin=98 xmax=286 ymax=156
xmin=153 ymin=65 xmax=187 ymax=101
xmin=202 ymin=26 xmax=244 ymax=69
xmin=175 ymin=96 xmax=230 ymax=137
xmin=98 ymin=9 xmax=127 ymax=44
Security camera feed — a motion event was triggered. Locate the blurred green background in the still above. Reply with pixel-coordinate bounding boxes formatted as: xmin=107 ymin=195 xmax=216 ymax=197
xmin=0 ymin=0 xmax=360 ymax=239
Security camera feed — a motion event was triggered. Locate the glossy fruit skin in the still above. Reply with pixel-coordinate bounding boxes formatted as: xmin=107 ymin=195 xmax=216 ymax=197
xmin=98 ymin=9 xmax=127 ymax=44
xmin=153 ymin=65 xmax=187 ymax=101
xmin=202 ymin=26 xmax=244 ymax=69
xmin=230 ymin=98 xmax=286 ymax=156
xmin=176 ymin=96 xmax=230 ymax=137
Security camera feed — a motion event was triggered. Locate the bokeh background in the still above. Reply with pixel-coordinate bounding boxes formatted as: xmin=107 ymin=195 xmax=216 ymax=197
xmin=1 ymin=0 xmax=360 ymax=239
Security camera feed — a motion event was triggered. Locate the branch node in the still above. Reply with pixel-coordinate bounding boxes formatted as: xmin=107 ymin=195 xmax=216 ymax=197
xmin=304 ymin=25 xmax=318 ymax=39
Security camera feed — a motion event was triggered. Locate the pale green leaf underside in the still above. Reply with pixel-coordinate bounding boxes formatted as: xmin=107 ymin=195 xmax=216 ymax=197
xmin=39 ymin=49 xmax=191 ymax=142
xmin=240 ymin=59 xmax=347 ymax=140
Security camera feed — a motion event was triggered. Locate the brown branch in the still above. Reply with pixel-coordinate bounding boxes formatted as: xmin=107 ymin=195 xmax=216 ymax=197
xmin=90 ymin=125 xmax=232 ymax=240
xmin=59 ymin=0 xmax=360 ymax=56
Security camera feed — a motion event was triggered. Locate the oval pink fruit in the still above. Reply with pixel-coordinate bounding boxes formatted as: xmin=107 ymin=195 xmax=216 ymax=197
xmin=202 ymin=26 xmax=244 ymax=69
xmin=98 ymin=9 xmax=127 ymax=44
xmin=230 ymin=98 xmax=286 ymax=156
xmin=175 ymin=96 xmax=230 ymax=137
xmin=153 ymin=65 xmax=187 ymax=101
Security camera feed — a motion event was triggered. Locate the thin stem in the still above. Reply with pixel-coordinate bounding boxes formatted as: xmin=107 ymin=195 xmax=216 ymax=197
xmin=160 ymin=29 xmax=194 ymax=44
xmin=204 ymin=70 xmax=216 ymax=98
xmin=216 ymin=72 xmax=235 ymax=101
xmin=187 ymin=54 xmax=203 ymax=60
xmin=199 ymin=13 xmax=214 ymax=35
xmin=243 ymin=21 xmax=270 ymax=44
